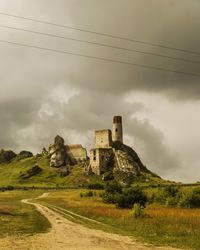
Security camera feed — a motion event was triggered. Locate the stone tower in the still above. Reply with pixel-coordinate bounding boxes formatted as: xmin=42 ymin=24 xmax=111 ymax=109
xmin=112 ymin=116 xmax=123 ymax=143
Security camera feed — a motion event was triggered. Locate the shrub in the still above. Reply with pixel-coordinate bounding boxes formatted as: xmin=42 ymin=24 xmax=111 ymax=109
xmin=102 ymin=182 xmax=122 ymax=203
xmin=116 ymin=187 xmax=147 ymax=209
xmin=80 ymin=191 xmax=94 ymax=198
xmin=179 ymin=188 xmax=200 ymax=208
xmin=165 ymin=196 xmax=179 ymax=207
xmin=0 ymin=149 xmax=16 ymax=164
xmin=163 ymin=186 xmax=180 ymax=197
xmin=6 ymin=185 xmax=14 ymax=191
xmin=105 ymin=182 xmax=122 ymax=194
xmin=131 ymin=203 xmax=145 ymax=218
xmin=153 ymin=186 xmax=180 ymax=206
xmin=114 ymin=170 xmax=136 ymax=186
xmin=19 ymin=150 xmax=33 ymax=158
xmin=87 ymin=182 xmax=104 ymax=190
xmin=15 ymin=150 xmax=33 ymax=162
xmin=102 ymin=192 xmax=121 ymax=204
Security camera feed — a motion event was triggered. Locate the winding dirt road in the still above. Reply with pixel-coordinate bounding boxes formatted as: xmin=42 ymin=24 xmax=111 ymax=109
xmin=0 ymin=194 xmax=179 ymax=250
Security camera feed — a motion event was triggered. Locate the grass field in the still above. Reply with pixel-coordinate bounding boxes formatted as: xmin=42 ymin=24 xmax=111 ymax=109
xmin=1 ymin=156 xmax=200 ymax=249
xmin=39 ymin=189 xmax=200 ymax=250
xmin=0 ymin=190 xmax=51 ymax=237
xmin=0 ymin=156 xmax=105 ymax=188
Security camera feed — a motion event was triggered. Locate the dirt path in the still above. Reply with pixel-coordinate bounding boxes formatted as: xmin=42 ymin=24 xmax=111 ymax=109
xmin=0 ymin=194 xmax=179 ymax=250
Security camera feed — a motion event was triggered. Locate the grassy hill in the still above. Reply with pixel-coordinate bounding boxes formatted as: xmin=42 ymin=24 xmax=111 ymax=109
xmin=0 ymin=155 xmax=106 ymax=188
xmin=0 ymin=153 xmax=168 ymax=189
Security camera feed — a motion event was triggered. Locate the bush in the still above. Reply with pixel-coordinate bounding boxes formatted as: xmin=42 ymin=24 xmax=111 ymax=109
xmin=80 ymin=191 xmax=94 ymax=198
xmin=102 ymin=192 xmax=121 ymax=204
xmin=131 ymin=203 xmax=145 ymax=218
xmin=6 ymin=185 xmax=14 ymax=191
xmin=103 ymin=185 xmax=147 ymax=209
xmin=105 ymin=182 xmax=122 ymax=194
xmin=102 ymin=182 xmax=122 ymax=203
xmin=15 ymin=151 xmax=33 ymax=161
xmin=165 ymin=196 xmax=179 ymax=207
xmin=164 ymin=186 xmax=180 ymax=197
xmin=116 ymin=187 xmax=147 ymax=209
xmin=87 ymin=182 xmax=104 ymax=190
xmin=114 ymin=170 xmax=136 ymax=186
xmin=0 ymin=149 xmax=16 ymax=164
xmin=153 ymin=186 xmax=180 ymax=206
xmin=179 ymin=188 xmax=200 ymax=208
xmin=0 ymin=186 xmax=14 ymax=191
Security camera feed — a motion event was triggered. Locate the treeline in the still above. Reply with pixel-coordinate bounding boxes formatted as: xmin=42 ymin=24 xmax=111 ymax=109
xmin=149 ymin=185 xmax=200 ymax=208
xmin=85 ymin=182 xmax=200 ymax=209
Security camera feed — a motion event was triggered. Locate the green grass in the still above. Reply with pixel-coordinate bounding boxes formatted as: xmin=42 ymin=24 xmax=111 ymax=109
xmin=0 ymin=155 xmax=171 ymax=189
xmin=0 ymin=190 xmax=51 ymax=237
xmin=39 ymin=189 xmax=200 ymax=250
xmin=0 ymin=156 xmax=99 ymax=188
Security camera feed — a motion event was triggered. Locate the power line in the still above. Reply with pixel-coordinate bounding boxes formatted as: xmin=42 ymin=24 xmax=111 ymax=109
xmin=0 ymin=11 xmax=200 ymax=56
xmin=1 ymin=24 xmax=200 ymax=65
xmin=0 ymin=39 xmax=199 ymax=77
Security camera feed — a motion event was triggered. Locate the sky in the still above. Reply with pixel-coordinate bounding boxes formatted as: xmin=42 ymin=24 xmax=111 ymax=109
xmin=0 ymin=0 xmax=200 ymax=182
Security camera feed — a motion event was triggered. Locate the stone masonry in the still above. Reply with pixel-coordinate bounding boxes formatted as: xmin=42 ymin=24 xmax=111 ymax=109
xmin=89 ymin=116 xmax=123 ymax=175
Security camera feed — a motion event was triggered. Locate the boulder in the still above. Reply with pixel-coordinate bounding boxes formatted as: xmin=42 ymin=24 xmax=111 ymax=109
xmin=21 ymin=165 xmax=42 ymax=179
xmin=27 ymin=165 xmax=42 ymax=176
xmin=41 ymin=147 xmax=49 ymax=156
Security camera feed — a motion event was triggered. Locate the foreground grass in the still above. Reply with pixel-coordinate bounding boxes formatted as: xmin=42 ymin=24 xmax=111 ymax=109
xmin=40 ymin=189 xmax=200 ymax=250
xmin=0 ymin=190 xmax=51 ymax=237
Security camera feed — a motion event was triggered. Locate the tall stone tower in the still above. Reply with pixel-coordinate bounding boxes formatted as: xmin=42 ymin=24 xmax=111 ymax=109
xmin=112 ymin=116 xmax=123 ymax=143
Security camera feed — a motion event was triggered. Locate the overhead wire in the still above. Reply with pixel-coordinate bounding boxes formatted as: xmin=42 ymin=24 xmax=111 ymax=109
xmin=0 ymin=24 xmax=200 ymax=65
xmin=0 ymin=39 xmax=200 ymax=77
xmin=0 ymin=11 xmax=200 ymax=56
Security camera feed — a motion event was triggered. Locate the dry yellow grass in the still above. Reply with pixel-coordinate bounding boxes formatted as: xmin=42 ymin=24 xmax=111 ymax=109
xmin=42 ymin=189 xmax=200 ymax=249
xmin=147 ymin=205 xmax=200 ymax=219
xmin=0 ymin=204 xmax=15 ymax=215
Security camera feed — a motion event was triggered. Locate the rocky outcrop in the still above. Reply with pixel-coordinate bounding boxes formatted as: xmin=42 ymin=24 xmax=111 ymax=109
xmin=87 ymin=140 xmax=160 ymax=184
xmin=112 ymin=142 xmax=160 ymax=184
xmin=41 ymin=147 xmax=49 ymax=156
xmin=58 ymin=166 xmax=69 ymax=177
xmin=112 ymin=142 xmax=141 ymax=175
xmin=49 ymin=135 xmax=68 ymax=168
xmin=20 ymin=165 xmax=42 ymax=179
xmin=48 ymin=136 xmax=87 ymax=168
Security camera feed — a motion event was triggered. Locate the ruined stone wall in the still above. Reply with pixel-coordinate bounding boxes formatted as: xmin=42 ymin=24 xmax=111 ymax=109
xmin=90 ymin=149 xmax=100 ymax=175
xmin=95 ymin=129 xmax=112 ymax=149
xmin=90 ymin=148 xmax=113 ymax=175
xmin=66 ymin=144 xmax=87 ymax=161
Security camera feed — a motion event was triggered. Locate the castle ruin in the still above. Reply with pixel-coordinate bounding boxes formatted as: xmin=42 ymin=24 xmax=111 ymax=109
xmin=89 ymin=116 xmax=123 ymax=175
xmin=66 ymin=144 xmax=87 ymax=162
xmin=49 ymin=136 xmax=87 ymax=168
xmin=47 ymin=115 xmax=153 ymax=184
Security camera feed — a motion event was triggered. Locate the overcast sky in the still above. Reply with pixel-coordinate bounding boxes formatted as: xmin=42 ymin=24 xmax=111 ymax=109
xmin=0 ymin=0 xmax=200 ymax=182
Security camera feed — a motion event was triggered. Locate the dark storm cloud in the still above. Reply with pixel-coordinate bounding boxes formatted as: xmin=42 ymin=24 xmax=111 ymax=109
xmin=125 ymin=117 xmax=181 ymax=176
xmin=42 ymin=0 xmax=199 ymax=100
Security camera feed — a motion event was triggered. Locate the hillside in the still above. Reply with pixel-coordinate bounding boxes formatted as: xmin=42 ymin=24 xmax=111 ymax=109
xmin=111 ymin=141 xmax=161 ymax=184
xmin=0 ymin=151 xmax=165 ymax=188
xmin=0 ymin=154 xmax=103 ymax=188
